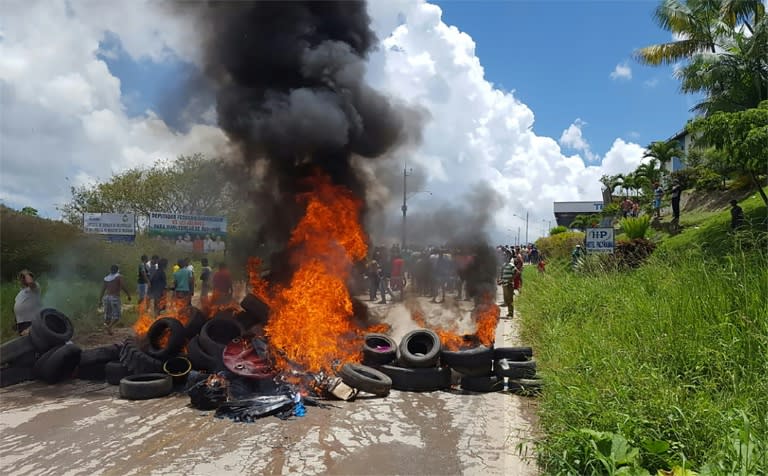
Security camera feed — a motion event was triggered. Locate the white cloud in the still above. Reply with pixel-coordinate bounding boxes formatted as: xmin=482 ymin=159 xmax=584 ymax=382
xmin=610 ymin=62 xmax=633 ymax=80
xmin=558 ymin=118 xmax=597 ymax=162
xmin=644 ymin=78 xmax=659 ymax=88
xmin=0 ymin=0 xmax=227 ymax=215
xmin=0 ymin=0 xmax=646 ymax=242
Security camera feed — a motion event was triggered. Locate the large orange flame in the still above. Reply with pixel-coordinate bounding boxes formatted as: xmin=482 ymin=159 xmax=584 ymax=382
xmin=264 ymin=174 xmax=368 ymax=374
xmin=408 ymin=293 xmax=500 ymax=351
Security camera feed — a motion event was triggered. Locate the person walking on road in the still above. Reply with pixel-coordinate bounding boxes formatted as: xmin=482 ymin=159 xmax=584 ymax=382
xmin=498 ymin=252 xmax=517 ymax=319
xmin=99 ymin=265 xmax=131 ymax=335
xmin=14 ymin=269 xmax=42 ymax=336
xmin=137 ymin=254 xmax=150 ymax=304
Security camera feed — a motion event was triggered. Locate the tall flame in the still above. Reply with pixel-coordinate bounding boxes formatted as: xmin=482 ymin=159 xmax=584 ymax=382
xmin=408 ymin=293 xmax=500 ymax=351
xmin=264 ymin=174 xmax=368 ymax=374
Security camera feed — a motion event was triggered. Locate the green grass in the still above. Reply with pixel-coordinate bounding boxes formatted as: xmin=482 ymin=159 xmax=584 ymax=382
xmin=518 ymin=194 xmax=768 ymax=475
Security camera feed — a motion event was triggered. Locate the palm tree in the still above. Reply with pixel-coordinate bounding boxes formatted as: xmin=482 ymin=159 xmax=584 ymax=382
xmin=644 ymin=140 xmax=685 ymax=172
xmin=635 ymin=0 xmax=726 ymax=66
xmin=720 ymin=0 xmax=765 ymax=35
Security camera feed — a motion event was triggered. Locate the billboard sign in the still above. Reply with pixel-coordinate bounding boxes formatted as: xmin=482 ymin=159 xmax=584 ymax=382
xmin=83 ymin=213 xmax=136 ymax=238
xmin=148 ymin=212 xmax=227 ymax=239
xmin=553 ymin=201 xmax=604 ymax=214
xmin=585 ymin=227 xmax=615 ymax=254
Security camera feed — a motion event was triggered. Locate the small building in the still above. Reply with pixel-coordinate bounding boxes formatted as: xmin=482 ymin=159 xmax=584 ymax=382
xmin=665 ymin=128 xmax=693 ymax=173
xmin=553 ymin=201 xmax=606 ymax=228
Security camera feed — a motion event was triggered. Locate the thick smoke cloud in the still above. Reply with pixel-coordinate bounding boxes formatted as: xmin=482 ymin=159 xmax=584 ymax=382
xmin=179 ymin=1 xmax=420 ymax=245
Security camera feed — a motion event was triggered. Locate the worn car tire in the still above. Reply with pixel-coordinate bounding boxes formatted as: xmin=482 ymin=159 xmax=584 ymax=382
xmin=188 ymin=335 xmax=222 ymax=371
xmin=77 ymin=362 xmax=107 ymax=381
xmin=146 ymin=318 xmax=186 ymax=360
xmin=178 ymin=307 xmax=207 ymax=339
xmin=0 ymin=366 xmax=34 ymax=388
xmin=79 ymin=344 xmax=121 ymax=367
xmin=493 ymin=346 xmax=533 ymax=362
xmin=452 ymin=364 xmax=494 ymax=377
xmin=119 ymin=373 xmax=173 ymax=400
xmin=377 ymin=365 xmax=451 ymax=392
xmin=30 ymin=309 xmax=74 ymax=350
xmin=120 ymin=338 xmax=163 ymax=374
xmin=0 ymin=336 xmax=37 ymax=366
xmin=507 ymin=378 xmax=543 ymax=396
xmin=460 ymin=374 xmax=504 ymax=393
xmin=338 ymin=363 xmax=392 ymax=397
xmin=441 ymin=345 xmax=493 ymax=368
xmin=494 ymin=358 xmax=537 ymax=379
xmin=398 ymin=329 xmax=441 ymax=368
xmin=105 ymin=361 xmax=131 ymax=385
xmin=240 ymin=294 xmax=270 ymax=324
xmin=199 ymin=319 xmax=243 ymax=357
xmin=362 ymin=334 xmax=398 ymax=366
xmin=34 ymin=344 xmax=82 ymax=384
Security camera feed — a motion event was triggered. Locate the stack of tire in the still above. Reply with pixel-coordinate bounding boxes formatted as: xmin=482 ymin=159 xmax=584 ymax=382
xmin=1 ymin=309 xmax=85 ymax=387
xmin=442 ymin=344 xmax=542 ymax=396
xmin=352 ymin=329 xmax=451 ymax=393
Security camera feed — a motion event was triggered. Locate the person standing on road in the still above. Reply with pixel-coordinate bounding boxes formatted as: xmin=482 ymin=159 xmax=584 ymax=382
xmin=199 ymin=258 xmax=212 ymax=307
xmin=14 ymin=269 xmax=42 ymax=336
xmin=149 ymin=258 xmax=168 ymax=315
xmin=730 ymin=200 xmax=745 ymax=230
xmin=498 ymin=252 xmax=517 ymax=319
xmin=137 ymin=254 xmax=150 ymax=304
xmin=670 ymin=182 xmax=682 ymax=221
xmin=212 ymin=262 xmax=234 ymax=304
xmin=173 ymin=259 xmax=193 ymax=306
xmin=513 ymin=246 xmax=524 ymax=295
xmin=99 ymin=265 xmax=131 ymax=335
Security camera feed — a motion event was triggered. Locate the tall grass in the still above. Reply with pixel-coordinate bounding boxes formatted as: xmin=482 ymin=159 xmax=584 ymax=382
xmin=518 ymin=245 xmax=768 ymax=474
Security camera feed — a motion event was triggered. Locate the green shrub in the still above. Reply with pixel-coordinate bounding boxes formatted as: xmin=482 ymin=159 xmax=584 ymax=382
xmin=695 ymin=168 xmax=726 ymax=191
xmin=619 ymin=215 xmax=650 ymax=239
xmin=615 ymin=238 xmax=656 ymax=268
xmin=536 ymin=231 xmax=585 ymax=261
xmin=550 ymin=225 xmax=568 ymax=236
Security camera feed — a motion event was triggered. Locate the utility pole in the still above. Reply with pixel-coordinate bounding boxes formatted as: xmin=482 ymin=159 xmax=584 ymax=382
xmin=524 ymin=211 xmax=529 ymax=245
xmin=401 ymin=166 xmax=412 ymax=250
xmin=517 ymin=227 xmax=520 ymax=246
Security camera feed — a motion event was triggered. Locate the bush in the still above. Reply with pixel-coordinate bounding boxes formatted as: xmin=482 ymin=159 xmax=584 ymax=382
xmin=615 ymin=238 xmax=656 ymax=268
xmin=695 ymin=168 xmax=726 ymax=191
xmin=619 ymin=215 xmax=650 ymax=240
xmin=669 ymin=168 xmax=698 ymax=190
xmin=550 ymin=225 xmax=568 ymax=236
xmin=536 ymin=231 xmax=585 ymax=261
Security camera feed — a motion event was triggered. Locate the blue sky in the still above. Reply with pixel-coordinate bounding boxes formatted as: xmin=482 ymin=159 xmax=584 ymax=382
xmin=435 ymin=0 xmax=695 ymax=153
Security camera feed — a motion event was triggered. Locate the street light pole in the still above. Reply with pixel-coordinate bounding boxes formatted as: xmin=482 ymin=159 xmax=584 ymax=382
xmin=525 ymin=211 xmax=529 ymax=245
xmin=401 ymin=166 xmax=412 ymax=250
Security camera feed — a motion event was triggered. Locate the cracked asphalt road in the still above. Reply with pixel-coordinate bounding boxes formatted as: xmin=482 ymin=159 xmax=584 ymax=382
xmin=0 ymin=295 xmax=539 ymax=476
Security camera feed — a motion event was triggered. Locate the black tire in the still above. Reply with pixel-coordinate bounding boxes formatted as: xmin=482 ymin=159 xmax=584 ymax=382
xmin=240 ymin=294 xmax=270 ymax=324
xmin=199 ymin=319 xmax=243 ymax=357
xmin=79 ymin=344 xmax=121 ymax=367
xmin=461 ymin=375 xmax=504 ymax=393
xmin=377 ymin=365 xmax=451 ymax=392
xmin=0 ymin=336 xmax=37 ymax=366
xmin=187 ymin=335 xmax=222 ymax=371
xmin=119 ymin=338 xmax=163 ymax=374
xmin=29 ymin=328 xmax=56 ymax=353
xmin=145 ymin=318 xmax=186 ymax=360
xmin=398 ymin=329 xmax=441 ymax=368
xmin=30 ymin=309 xmax=74 ymax=350
xmin=77 ymin=362 xmax=107 ymax=381
xmin=338 ymin=363 xmax=392 ymax=397
xmin=179 ymin=307 xmax=207 ymax=339
xmin=362 ymin=334 xmax=398 ymax=366
xmin=493 ymin=346 xmax=533 ymax=362
xmin=119 ymin=373 xmax=173 ymax=400
xmin=34 ymin=344 xmax=82 ymax=384
xmin=105 ymin=361 xmax=131 ymax=385
xmin=452 ymin=364 xmax=494 ymax=377
xmin=0 ymin=366 xmax=34 ymax=388
xmin=508 ymin=377 xmax=543 ymax=396
xmin=494 ymin=358 xmax=537 ymax=379
xmin=441 ymin=345 xmax=493 ymax=368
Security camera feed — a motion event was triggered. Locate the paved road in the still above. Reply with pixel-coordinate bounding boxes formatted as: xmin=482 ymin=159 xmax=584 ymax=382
xmin=0 ymin=296 xmax=538 ymax=476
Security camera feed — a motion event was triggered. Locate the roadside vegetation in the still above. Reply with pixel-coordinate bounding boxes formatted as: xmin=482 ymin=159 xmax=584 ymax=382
xmin=519 ymin=191 xmax=767 ymax=474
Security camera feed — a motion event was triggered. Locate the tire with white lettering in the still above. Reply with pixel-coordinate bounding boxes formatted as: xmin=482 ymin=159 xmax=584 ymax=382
xmin=377 ymin=365 xmax=451 ymax=392
xmin=338 ymin=364 xmax=392 ymax=397
xmin=119 ymin=373 xmax=173 ymax=400
xmin=362 ymin=334 xmax=398 ymax=366
xmin=30 ymin=309 xmax=74 ymax=351
xmin=494 ymin=358 xmax=537 ymax=379
xmin=33 ymin=344 xmax=82 ymax=384
xmin=398 ymin=329 xmax=441 ymax=368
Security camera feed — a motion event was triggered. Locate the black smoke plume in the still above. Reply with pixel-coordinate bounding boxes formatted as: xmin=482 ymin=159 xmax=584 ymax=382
xmin=180 ymin=1 xmax=419 ymax=250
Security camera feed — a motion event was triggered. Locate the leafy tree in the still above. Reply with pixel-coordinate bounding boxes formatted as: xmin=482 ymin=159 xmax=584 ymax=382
xmin=20 ymin=206 xmax=38 ymax=217
xmin=687 ymin=100 xmax=768 ymax=204
xmin=550 ymin=225 xmax=568 ymax=236
xmin=644 ymin=140 xmax=684 ymax=171
xmin=569 ymin=214 xmax=602 ymax=231
xmin=60 ymin=154 xmax=240 ymax=227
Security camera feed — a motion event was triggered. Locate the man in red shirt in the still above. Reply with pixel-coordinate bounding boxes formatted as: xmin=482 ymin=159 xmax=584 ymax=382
xmin=390 ymin=253 xmax=405 ymax=301
xmin=212 ymin=263 xmax=234 ymax=305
